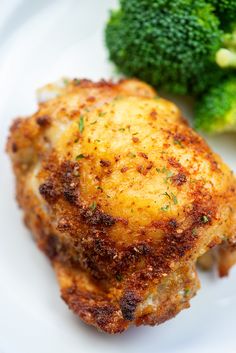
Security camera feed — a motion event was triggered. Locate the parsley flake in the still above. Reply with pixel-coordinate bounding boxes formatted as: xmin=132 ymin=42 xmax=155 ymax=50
xmin=162 ymin=166 xmax=168 ymax=173
xmin=171 ymin=192 xmax=178 ymax=205
xmin=161 ymin=205 xmax=169 ymax=212
xmin=73 ymin=78 xmax=81 ymax=85
xmin=116 ymin=273 xmax=123 ymax=281
xmin=78 ymin=116 xmax=84 ymax=133
xmin=184 ymin=288 xmax=190 ymax=295
xmin=201 ymin=215 xmax=209 ymax=224
xmin=128 ymin=152 xmax=136 ymax=158
xmin=174 ymin=139 xmax=183 ymax=147
xmin=99 ymin=112 xmax=106 ymax=117
xmin=90 ymin=201 xmax=97 ymax=211
xmin=76 ymin=154 xmax=85 ymax=160
xmin=163 ymin=191 xmax=171 ymax=199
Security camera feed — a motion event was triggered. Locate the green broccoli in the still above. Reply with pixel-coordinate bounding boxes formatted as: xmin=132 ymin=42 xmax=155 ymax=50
xmin=208 ymin=0 xmax=236 ymax=26
xmin=195 ymin=77 xmax=236 ymax=134
xmin=105 ymin=0 xmax=236 ymax=95
xmin=216 ymin=28 xmax=236 ymax=68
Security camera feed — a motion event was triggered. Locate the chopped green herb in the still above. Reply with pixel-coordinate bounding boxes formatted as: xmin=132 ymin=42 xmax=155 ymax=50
xmin=78 ymin=116 xmax=84 ymax=133
xmin=116 ymin=273 xmax=123 ymax=281
xmin=192 ymin=228 xmax=197 ymax=235
xmin=76 ymin=154 xmax=85 ymax=160
xmin=184 ymin=288 xmax=190 ymax=295
xmin=163 ymin=191 xmax=171 ymax=199
xmin=167 ymin=171 xmax=174 ymax=178
xmin=164 ymin=170 xmax=174 ymax=184
xmin=63 ymin=78 xmax=69 ymax=85
xmin=95 ymin=139 xmax=101 ymax=142
xmin=171 ymin=192 xmax=178 ymax=205
xmin=73 ymin=78 xmax=81 ymax=85
xmin=161 ymin=205 xmax=169 ymax=212
xmin=132 ymin=132 xmax=139 ymax=135
xmin=156 ymin=167 xmax=174 ymax=183
xmin=174 ymin=139 xmax=183 ymax=147
xmin=161 ymin=166 xmax=168 ymax=173
xmin=119 ymin=128 xmax=125 ymax=132
xmin=90 ymin=201 xmax=97 ymax=211
xmin=128 ymin=152 xmax=136 ymax=158
xmin=162 ymin=192 xmax=178 ymax=205
xmin=90 ymin=120 xmax=97 ymax=125
xmin=202 ymin=215 xmax=209 ymax=224
xmin=99 ymin=111 xmax=107 ymax=117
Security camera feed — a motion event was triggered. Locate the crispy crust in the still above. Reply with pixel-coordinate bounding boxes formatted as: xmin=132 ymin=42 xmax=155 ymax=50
xmin=7 ymin=78 xmax=236 ymax=333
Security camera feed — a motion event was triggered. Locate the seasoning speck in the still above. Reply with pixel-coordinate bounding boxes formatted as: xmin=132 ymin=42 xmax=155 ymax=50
xmin=78 ymin=116 xmax=84 ymax=133
xmin=116 ymin=273 xmax=123 ymax=281
xmin=171 ymin=192 xmax=178 ymax=205
xmin=90 ymin=201 xmax=97 ymax=211
xmin=76 ymin=154 xmax=85 ymax=160
xmin=99 ymin=112 xmax=107 ymax=117
xmin=201 ymin=215 xmax=209 ymax=224
xmin=161 ymin=205 xmax=169 ymax=212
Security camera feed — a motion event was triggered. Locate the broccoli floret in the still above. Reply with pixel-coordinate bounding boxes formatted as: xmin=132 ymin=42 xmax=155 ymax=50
xmin=105 ymin=0 xmax=224 ymax=95
xmin=216 ymin=28 xmax=236 ymax=68
xmin=208 ymin=0 xmax=236 ymax=26
xmin=195 ymin=77 xmax=236 ymax=134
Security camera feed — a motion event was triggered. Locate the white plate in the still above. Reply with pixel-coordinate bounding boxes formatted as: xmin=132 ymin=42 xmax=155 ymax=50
xmin=0 ymin=1 xmax=236 ymax=352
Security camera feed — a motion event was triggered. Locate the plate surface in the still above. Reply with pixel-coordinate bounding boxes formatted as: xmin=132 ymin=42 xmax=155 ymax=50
xmin=0 ymin=1 xmax=236 ymax=352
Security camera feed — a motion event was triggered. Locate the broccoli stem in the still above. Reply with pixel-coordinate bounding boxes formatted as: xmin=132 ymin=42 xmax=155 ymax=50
xmin=216 ymin=48 xmax=236 ymax=68
xmin=216 ymin=27 xmax=236 ymax=68
xmin=222 ymin=31 xmax=236 ymax=50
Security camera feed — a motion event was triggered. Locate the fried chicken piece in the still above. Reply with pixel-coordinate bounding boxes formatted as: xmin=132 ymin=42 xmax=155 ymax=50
xmin=7 ymin=78 xmax=236 ymax=333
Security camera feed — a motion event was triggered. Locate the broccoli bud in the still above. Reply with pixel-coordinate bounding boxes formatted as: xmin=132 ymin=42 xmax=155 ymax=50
xmin=105 ymin=0 xmax=236 ymax=95
xmin=215 ymin=26 xmax=236 ymax=69
xmin=195 ymin=78 xmax=236 ymax=134
xmin=208 ymin=0 xmax=236 ymax=25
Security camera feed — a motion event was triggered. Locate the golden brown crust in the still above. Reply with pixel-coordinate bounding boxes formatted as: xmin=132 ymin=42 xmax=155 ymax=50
xmin=6 ymin=78 xmax=236 ymax=333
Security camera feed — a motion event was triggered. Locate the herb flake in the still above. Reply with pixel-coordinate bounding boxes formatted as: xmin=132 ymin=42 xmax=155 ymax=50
xmin=76 ymin=154 xmax=85 ymax=160
xmin=184 ymin=288 xmax=190 ymax=295
xmin=116 ymin=273 xmax=123 ymax=281
xmin=202 ymin=215 xmax=209 ymax=224
xmin=99 ymin=111 xmax=107 ymax=117
xmin=90 ymin=201 xmax=97 ymax=211
xmin=171 ymin=192 xmax=178 ymax=205
xmin=128 ymin=152 xmax=136 ymax=158
xmin=174 ymin=139 xmax=183 ymax=147
xmin=161 ymin=205 xmax=169 ymax=212
xmin=78 ymin=116 xmax=84 ymax=133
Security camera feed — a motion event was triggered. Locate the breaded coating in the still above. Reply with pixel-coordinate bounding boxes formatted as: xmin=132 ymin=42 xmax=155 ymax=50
xmin=7 ymin=78 xmax=236 ymax=333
